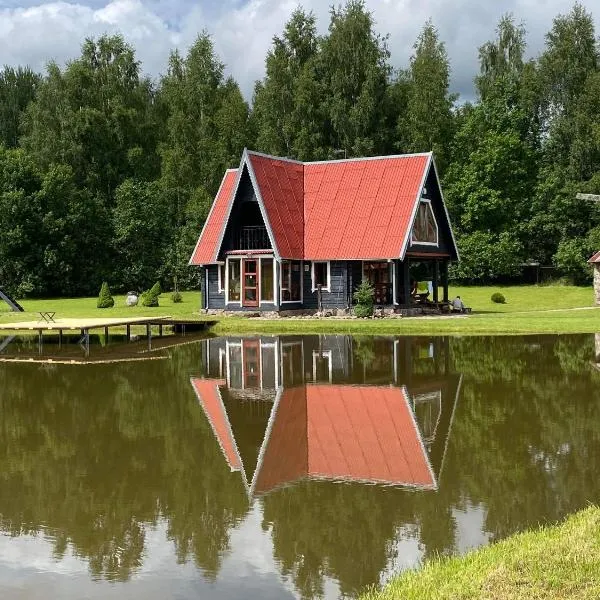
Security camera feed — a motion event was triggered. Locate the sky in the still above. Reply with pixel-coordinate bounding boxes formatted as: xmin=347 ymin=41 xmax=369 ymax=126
xmin=0 ymin=0 xmax=599 ymax=102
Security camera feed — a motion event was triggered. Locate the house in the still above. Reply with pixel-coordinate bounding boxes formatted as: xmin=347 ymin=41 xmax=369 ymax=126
xmin=189 ymin=149 xmax=459 ymax=312
xmin=190 ymin=335 xmax=462 ymax=497
xmin=589 ymin=251 xmax=600 ymax=306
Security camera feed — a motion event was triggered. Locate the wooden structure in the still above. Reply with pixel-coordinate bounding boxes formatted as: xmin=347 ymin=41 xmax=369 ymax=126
xmin=0 ymin=316 xmax=215 ymax=357
xmin=0 ymin=287 xmax=23 ymax=312
xmin=190 ymin=149 xmax=459 ymax=313
xmin=589 ymin=251 xmax=600 ymax=306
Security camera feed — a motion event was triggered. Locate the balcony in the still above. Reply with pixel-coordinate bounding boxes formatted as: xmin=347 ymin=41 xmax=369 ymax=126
xmin=233 ymin=225 xmax=270 ymax=250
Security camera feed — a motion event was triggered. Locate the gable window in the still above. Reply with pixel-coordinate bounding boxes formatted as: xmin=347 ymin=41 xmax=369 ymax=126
xmin=218 ymin=263 xmax=226 ymax=293
xmin=280 ymin=260 xmax=301 ymax=302
xmin=411 ymin=199 xmax=438 ymax=245
xmin=311 ymin=261 xmax=330 ymax=292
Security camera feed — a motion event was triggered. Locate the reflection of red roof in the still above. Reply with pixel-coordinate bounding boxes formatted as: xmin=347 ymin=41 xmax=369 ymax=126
xmin=189 ymin=169 xmax=238 ymax=265
xmin=589 ymin=251 xmax=600 ymax=264
xmin=303 ymin=156 xmax=429 ymax=260
xmin=190 ymin=150 xmax=449 ymax=264
xmin=252 ymin=385 xmax=435 ymax=495
xmin=191 ymin=378 xmax=241 ymax=472
xmin=248 ymin=153 xmax=304 ymax=259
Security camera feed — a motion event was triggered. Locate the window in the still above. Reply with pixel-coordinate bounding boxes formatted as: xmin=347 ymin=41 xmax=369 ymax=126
xmin=311 ymin=261 xmax=330 ymax=292
xmin=261 ymin=259 xmax=274 ymax=302
xmin=411 ymin=200 xmax=438 ymax=245
xmin=218 ymin=263 xmax=226 ymax=293
xmin=228 ymin=259 xmax=241 ymax=302
xmin=312 ymin=351 xmax=332 ymax=383
xmin=280 ymin=260 xmax=301 ymax=302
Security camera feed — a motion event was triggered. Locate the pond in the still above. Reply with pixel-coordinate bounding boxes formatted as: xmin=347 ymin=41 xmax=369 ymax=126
xmin=1 ymin=333 xmax=600 ymax=599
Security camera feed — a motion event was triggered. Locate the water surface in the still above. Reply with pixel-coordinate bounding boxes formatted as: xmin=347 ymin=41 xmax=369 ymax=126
xmin=1 ymin=333 xmax=599 ymax=599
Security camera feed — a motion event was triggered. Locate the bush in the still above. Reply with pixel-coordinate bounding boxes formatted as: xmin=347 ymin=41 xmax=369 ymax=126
xmin=353 ymin=280 xmax=374 ymax=317
xmin=141 ymin=281 xmax=161 ymax=307
xmin=491 ymin=292 xmax=506 ymax=304
xmin=171 ymin=291 xmax=183 ymax=303
xmin=97 ymin=282 xmax=114 ymax=308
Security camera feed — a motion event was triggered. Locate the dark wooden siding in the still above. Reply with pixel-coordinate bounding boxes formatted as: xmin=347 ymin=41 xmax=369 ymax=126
xmin=303 ymin=261 xmax=349 ymax=309
xmin=206 ymin=265 xmax=225 ymax=309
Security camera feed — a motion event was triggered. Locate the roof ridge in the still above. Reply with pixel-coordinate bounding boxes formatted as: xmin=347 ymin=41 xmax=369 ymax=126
xmin=245 ymin=148 xmax=305 ymax=165
xmin=304 ymin=151 xmax=432 ymax=166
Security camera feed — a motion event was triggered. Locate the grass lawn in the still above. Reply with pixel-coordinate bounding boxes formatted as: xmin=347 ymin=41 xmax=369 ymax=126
xmin=360 ymin=506 xmax=600 ymax=600
xmin=1 ymin=285 xmax=599 ymax=335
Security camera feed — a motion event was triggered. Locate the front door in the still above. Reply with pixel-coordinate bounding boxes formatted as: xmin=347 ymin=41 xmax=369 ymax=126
xmin=243 ymin=339 xmax=261 ymax=388
xmin=242 ymin=259 xmax=259 ymax=307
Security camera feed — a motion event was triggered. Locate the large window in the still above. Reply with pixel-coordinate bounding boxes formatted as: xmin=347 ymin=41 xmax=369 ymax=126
xmin=261 ymin=259 xmax=274 ymax=302
xmin=311 ymin=261 xmax=330 ymax=292
xmin=411 ymin=200 xmax=438 ymax=245
xmin=227 ymin=259 xmax=241 ymax=302
xmin=280 ymin=260 xmax=301 ymax=302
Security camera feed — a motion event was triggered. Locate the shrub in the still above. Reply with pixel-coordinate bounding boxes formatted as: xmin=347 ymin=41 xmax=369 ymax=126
xmin=491 ymin=292 xmax=506 ymax=304
xmin=141 ymin=281 xmax=161 ymax=307
xmin=97 ymin=282 xmax=114 ymax=308
xmin=171 ymin=291 xmax=183 ymax=303
xmin=353 ymin=280 xmax=374 ymax=317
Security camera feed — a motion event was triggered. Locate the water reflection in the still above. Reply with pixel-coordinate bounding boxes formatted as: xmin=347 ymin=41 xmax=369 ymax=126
xmin=0 ymin=334 xmax=599 ymax=599
xmin=193 ymin=336 xmax=461 ymax=496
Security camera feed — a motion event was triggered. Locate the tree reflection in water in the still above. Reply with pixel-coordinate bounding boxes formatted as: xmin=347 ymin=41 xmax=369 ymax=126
xmin=0 ymin=333 xmax=599 ymax=599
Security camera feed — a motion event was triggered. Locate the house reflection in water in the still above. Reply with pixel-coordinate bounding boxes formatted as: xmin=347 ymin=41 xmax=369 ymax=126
xmin=191 ymin=336 xmax=461 ymax=497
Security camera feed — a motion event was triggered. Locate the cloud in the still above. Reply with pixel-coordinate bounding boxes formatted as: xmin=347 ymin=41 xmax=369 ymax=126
xmin=1 ymin=0 xmax=599 ymax=102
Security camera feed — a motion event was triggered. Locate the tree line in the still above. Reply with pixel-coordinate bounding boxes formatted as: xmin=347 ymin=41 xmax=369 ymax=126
xmin=1 ymin=0 xmax=600 ymax=298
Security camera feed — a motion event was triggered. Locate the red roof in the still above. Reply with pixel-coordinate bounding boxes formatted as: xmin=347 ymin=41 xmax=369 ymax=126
xmin=191 ymin=378 xmax=242 ymax=472
xmin=189 ymin=169 xmax=238 ymax=265
xmin=248 ymin=153 xmax=304 ymax=259
xmin=303 ymin=156 xmax=429 ymax=260
xmin=589 ymin=251 xmax=600 ymax=264
xmin=252 ymin=385 xmax=435 ymax=495
xmin=190 ymin=150 xmax=441 ymax=264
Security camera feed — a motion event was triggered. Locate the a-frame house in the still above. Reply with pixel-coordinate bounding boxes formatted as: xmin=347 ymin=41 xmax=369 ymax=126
xmin=190 ymin=149 xmax=459 ymax=312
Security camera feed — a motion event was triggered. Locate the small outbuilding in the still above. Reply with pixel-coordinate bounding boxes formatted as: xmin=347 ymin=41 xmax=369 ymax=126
xmin=589 ymin=251 xmax=600 ymax=306
xmin=190 ymin=149 xmax=459 ymax=313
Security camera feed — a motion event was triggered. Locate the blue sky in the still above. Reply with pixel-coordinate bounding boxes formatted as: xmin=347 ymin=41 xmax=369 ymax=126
xmin=0 ymin=0 xmax=599 ymax=101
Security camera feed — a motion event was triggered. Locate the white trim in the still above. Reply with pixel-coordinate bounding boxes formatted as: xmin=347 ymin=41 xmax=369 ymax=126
xmin=410 ymin=198 xmax=439 ymax=247
xmin=244 ymin=149 xmax=281 ymax=260
xmin=312 ymin=350 xmax=332 ymax=383
xmin=273 ymin=258 xmax=277 ymax=307
xmin=430 ymin=155 xmax=460 ymax=261
xmin=400 ymin=153 xmax=432 ymax=260
xmin=438 ymin=374 xmax=463 ymax=486
xmin=246 ymin=149 xmax=303 ymax=165
xmin=217 ymin=262 xmax=225 ymax=293
xmin=226 ymin=257 xmax=242 ymax=305
xmin=188 ymin=168 xmax=237 ymax=266
xmin=311 ymin=261 xmax=331 ymax=292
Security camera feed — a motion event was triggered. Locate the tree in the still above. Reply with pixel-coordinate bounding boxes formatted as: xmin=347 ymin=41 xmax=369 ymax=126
xmin=319 ymin=0 xmax=391 ymax=156
xmin=97 ymin=281 xmax=115 ymax=308
xmin=399 ymin=21 xmax=456 ymax=173
xmin=252 ymin=8 xmax=326 ymax=160
xmin=0 ymin=67 xmax=40 ymax=148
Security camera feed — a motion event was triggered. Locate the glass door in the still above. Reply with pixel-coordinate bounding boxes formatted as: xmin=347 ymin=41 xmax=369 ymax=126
xmin=242 ymin=259 xmax=259 ymax=307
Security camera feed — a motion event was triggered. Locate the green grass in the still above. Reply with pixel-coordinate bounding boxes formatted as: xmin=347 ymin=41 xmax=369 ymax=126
xmin=1 ymin=285 xmax=599 ymax=335
xmin=360 ymin=506 xmax=600 ymax=600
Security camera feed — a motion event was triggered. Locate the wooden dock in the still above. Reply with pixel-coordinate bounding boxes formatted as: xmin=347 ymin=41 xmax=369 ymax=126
xmin=0 ymin=316 xmax=216 ymax=358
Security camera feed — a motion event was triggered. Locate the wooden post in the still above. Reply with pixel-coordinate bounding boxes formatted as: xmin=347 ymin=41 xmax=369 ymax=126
xmin=58 ymin=330 xmax=63 ymax=348
xmin=433 ymin=260 xmax=439 ymax=303
xmin=146 ymin=323 xmax=152 ymax=351
xmin=442 ymin=261 xmax=449 ymax=303
xmin=159 ymin=324 xmax=163 ymax=337
xmin=104 ymin=326 xmax=109 ymax=341
xmin=38 ymin=329 xmax=43 ymax=355
xmin=401 ymin=259 xmax=411 ymax=307
xmin=126 ymin=324 xmax=131 ymax=341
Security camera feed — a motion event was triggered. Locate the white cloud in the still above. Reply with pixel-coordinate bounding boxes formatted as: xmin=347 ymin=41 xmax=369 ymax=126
xmin=1 ymin=0 xmax=600 ymax=101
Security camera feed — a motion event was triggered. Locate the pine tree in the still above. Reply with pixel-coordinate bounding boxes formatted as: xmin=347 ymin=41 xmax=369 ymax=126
xmin=97 ymin=282 xmax=114 ymax=308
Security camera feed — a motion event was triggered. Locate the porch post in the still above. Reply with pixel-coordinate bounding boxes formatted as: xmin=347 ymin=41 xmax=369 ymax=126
xmin=393 ymin=260 xmax=399 ymax=305
xmin=274 ymin=260 xmax=280 ymax=310
xmin=402 ymin=258 xmax=411 ymax=307
xmin=442 ymin=261 xmax=449 ymax=303
xmin=202 ymin=266 xmax=208 ymax=311
xmin=433 ymin=260 xmax=439 ymax=303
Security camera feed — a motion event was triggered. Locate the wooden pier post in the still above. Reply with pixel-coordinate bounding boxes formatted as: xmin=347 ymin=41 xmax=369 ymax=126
xmin=126 ymin=324 xmax=131 ymax=341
